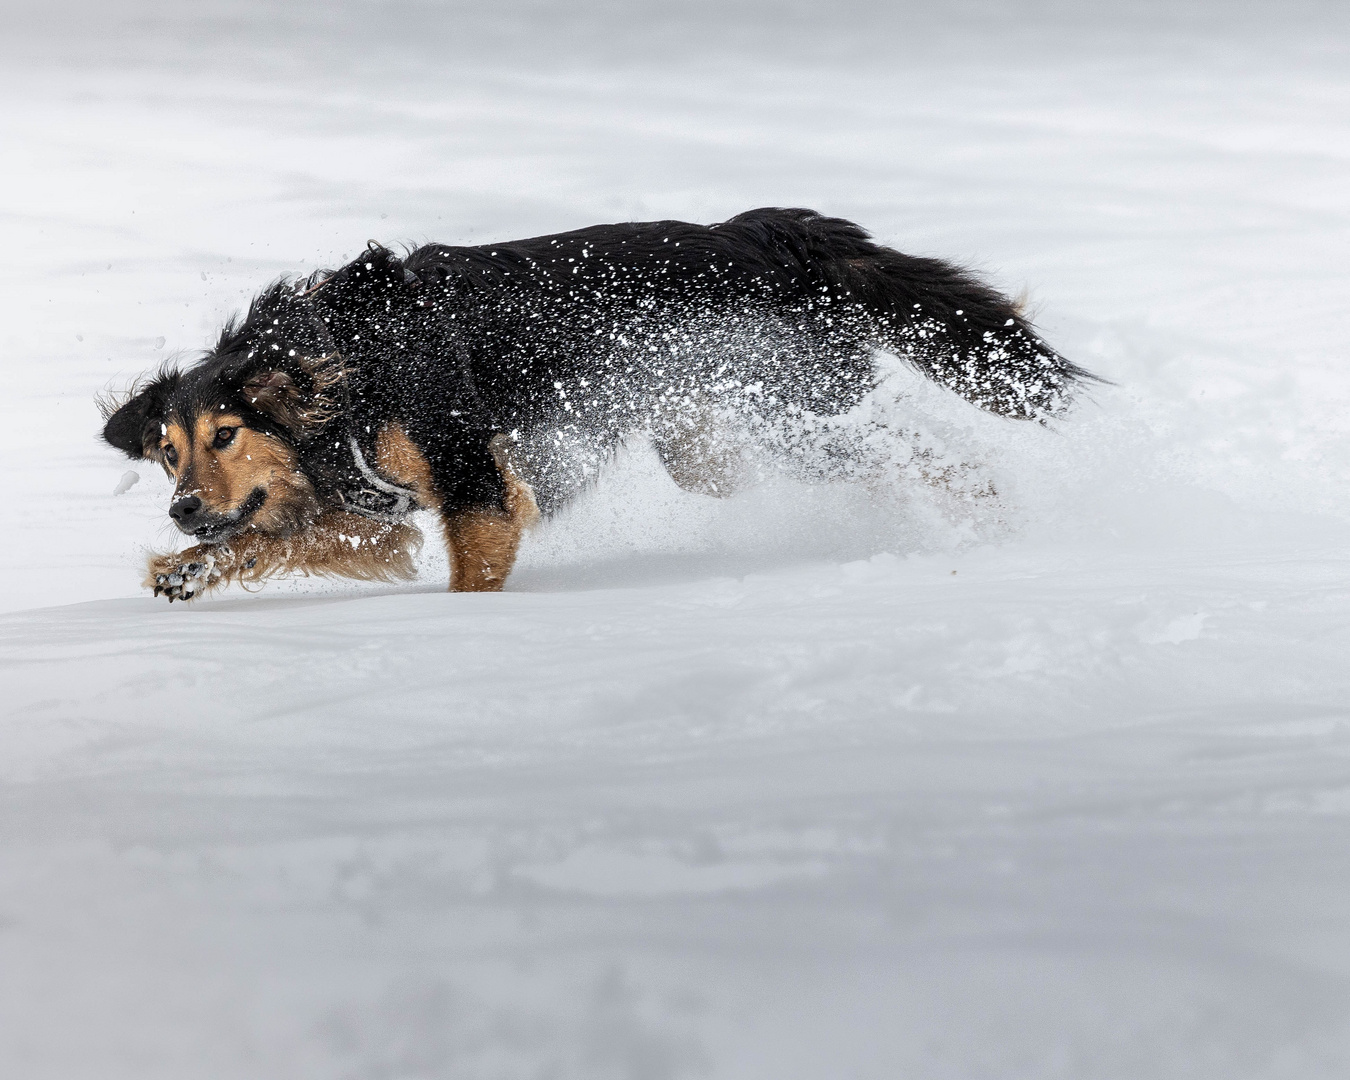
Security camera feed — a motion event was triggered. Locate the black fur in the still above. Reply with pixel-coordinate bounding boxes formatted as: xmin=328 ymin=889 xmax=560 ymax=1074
xmin=104 ymin=207 xmax=1094 ymax=521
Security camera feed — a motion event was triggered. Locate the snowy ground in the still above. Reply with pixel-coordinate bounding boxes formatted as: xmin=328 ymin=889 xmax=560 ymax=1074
xmin=3 ymin=1 xmax=1350 ymax=1076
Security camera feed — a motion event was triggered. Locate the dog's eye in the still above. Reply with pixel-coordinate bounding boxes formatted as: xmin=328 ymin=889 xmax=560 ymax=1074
xmin=214 ymin=427 xmax=237 ymax=449
xmin=163 ymin=445 xmax=178 ymax=467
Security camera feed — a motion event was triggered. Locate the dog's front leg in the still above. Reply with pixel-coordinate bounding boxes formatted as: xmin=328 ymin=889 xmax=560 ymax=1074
xmin=442 ymin=435 xmax=540 ymax=593
xmin=145 ymin=535 xmax=281 ymax=601
xmin=144 ymin=512 xmax=422 ymax=601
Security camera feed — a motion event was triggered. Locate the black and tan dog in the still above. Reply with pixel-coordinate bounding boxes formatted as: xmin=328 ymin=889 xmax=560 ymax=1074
xmin=102 ymin=207 xmax=1093 ymax=600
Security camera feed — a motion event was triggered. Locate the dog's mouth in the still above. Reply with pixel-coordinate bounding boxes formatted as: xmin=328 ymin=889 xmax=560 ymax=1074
xmin=188 ymin=487 xmax=267 ymax=542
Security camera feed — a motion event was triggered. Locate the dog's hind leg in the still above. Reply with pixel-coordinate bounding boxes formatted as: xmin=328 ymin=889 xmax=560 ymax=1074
xmin=651 ymin=407 xmax=756 ymax=498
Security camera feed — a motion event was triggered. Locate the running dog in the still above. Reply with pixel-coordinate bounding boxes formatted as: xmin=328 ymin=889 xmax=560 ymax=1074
xmin=101 ymin=207 xmax=1093 ymax=600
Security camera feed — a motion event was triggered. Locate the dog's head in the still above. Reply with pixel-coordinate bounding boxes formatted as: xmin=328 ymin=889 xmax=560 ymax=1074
xmin=102 ymin=288 xmax=342 ymax=543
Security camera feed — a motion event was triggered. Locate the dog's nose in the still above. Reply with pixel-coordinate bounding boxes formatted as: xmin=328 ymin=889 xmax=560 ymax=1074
xmin=169 ymin=495 xmax=203 ymax=527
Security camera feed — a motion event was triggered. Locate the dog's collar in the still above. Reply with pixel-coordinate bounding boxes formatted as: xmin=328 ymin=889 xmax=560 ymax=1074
xmin=336 ymin=435 xmax=419 ymax=522
xmin=289 ymin=296 xmax=415 ymax=521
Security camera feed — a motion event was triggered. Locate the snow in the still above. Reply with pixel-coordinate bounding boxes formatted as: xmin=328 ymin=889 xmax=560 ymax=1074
xmin=3 ymin=0 xmax=1350 ymax=1076
xmin=112 ymin=470 xmax=140 ymax=496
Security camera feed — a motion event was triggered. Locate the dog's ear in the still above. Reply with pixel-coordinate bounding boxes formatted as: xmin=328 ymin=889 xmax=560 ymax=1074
xmin=101 ymin=372 xmax=177 ymax=458
xmin=239 ymin=364 xmax=341 ymax=436
xmin=241 ymin=369 xmax=302 ymax=424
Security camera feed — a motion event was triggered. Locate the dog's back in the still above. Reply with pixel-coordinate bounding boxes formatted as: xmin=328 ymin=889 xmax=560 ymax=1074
xmin=402 ymin=207 xmax=1091 ymax=507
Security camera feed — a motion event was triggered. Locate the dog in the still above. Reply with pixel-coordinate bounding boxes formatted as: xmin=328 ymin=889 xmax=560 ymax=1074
xmin=101 ymin=207 xmax=1094 ymax=600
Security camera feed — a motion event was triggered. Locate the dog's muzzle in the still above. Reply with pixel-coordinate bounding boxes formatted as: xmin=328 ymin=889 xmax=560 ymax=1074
xmin=170 ymin=487 xmax=266 ymax=541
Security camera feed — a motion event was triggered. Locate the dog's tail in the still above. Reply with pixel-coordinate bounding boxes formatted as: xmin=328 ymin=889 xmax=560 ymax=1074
xmin=725 ymin=208 xmax=1100 ymax=419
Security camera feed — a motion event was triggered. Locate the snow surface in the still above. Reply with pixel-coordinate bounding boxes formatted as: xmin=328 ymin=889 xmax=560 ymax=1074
xmin=3 ymin=1 xmax=1350 ymax=1076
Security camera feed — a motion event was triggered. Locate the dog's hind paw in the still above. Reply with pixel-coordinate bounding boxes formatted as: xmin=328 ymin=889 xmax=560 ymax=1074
xmin=146 ymin=550 xmax=220 ymax=602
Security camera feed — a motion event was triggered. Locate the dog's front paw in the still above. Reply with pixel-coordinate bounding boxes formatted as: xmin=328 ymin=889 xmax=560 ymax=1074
xmin=145 ymin=550 xmax=221 ymax=602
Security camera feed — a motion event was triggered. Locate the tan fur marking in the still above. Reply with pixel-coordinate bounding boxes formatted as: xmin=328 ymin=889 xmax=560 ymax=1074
xmin=184 ymin=414 xmax=280 ymax=509
xmin=162 ymin=411 xmax=319 ymax=536
xmin=160 ymin=421 xmax=189 ymax=477
xmin=374 ymin=424 xmax=439 ymax=508
xmin=443 ymin=436 xmax=540 ymax=593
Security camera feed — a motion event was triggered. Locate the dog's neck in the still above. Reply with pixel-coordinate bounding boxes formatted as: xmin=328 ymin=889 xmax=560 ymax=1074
xmin=335 ymin=434 xmax=419 ymax=521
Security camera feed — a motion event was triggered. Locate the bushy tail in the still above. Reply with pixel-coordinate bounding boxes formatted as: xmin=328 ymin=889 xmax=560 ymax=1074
xmin=725 ymin=207 xmax=1099 ymax=419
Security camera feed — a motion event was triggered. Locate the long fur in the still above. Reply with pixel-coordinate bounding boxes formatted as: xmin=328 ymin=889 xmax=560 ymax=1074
xmin=103 ymin=207 xmax=1096 ymax=593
